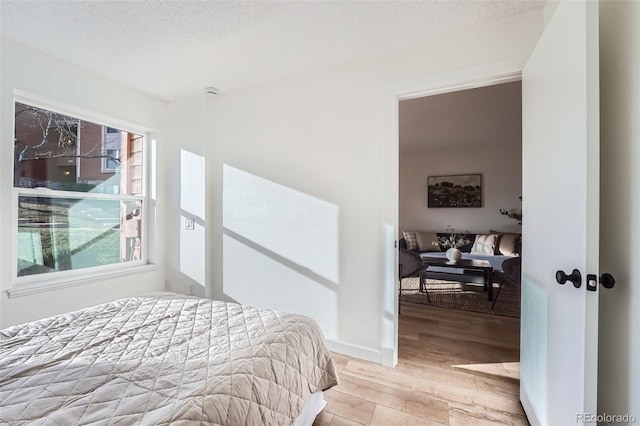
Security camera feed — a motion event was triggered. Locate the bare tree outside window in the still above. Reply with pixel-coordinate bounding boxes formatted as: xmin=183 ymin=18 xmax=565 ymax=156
xmin=14 ymin=103 xmax=122 ymax=192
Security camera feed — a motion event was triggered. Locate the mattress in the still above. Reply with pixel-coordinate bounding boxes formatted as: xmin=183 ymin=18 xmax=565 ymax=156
xmin=0 ymin=293 xmax=339 ymax=425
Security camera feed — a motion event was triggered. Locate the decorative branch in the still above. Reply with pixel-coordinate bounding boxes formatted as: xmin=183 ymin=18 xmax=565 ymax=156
xmin=432 ymin=225 xmax=471 ymax=249
xmin=500 ymin=196 xmax=522 ymax=225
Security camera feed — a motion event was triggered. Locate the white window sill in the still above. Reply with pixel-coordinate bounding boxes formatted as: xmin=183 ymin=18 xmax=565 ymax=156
xmin=6 ymin=264 xmax=159 ymax=299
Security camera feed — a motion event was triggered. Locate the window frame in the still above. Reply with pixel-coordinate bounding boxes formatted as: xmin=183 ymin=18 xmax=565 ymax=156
xmin=11 ymin=93 xmax=153 ymax=293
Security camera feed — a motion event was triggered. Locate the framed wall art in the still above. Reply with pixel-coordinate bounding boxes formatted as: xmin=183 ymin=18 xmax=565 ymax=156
xmin=427 ymin=174 xmax=482 ymax=208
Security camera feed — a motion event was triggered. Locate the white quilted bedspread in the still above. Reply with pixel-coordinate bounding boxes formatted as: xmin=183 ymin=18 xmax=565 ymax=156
xmin=0 ymin=293 xmax=338 ymax=425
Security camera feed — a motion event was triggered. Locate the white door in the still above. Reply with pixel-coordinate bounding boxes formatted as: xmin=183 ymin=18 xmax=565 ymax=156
xmin=521 ymin=1 xmax=601 ymax=425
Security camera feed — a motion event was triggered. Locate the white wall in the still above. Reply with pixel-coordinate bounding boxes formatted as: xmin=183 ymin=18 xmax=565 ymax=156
xmin=160 ymin=12 xmax=544 ymax=360
xmin=161 ymin=94 xmax=209 ymax=299
xmin=0 ymin=38 xmax=167 ymax=327
xmin=598 ymin=0 xmax=640 ymax=420
xmin=399 ymin=143 xmax=522 ymax=235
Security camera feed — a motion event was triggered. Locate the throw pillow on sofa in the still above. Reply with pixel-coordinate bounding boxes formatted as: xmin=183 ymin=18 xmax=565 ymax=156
xmin=471 ymin=234 xmax=498 ymax=255
xmin=490 ymin=230 xmax=521 ymax=256
xmin=402 ymin=231 xmax=419 ymax=250
xmin=415 ymin=231 xmax=440 ymax=252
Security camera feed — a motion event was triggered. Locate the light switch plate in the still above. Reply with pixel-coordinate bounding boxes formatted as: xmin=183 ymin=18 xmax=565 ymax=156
xmin=185 ymin=217 xmax=195 ymax=230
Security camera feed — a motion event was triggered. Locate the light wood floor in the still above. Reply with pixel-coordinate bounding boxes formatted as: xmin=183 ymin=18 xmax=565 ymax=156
xmin=314 ymin=302 xmax=527 ymax=426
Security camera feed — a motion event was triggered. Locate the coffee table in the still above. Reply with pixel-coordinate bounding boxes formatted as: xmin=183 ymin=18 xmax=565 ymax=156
xmin=420 ymin=258 xmax=495 ymax=301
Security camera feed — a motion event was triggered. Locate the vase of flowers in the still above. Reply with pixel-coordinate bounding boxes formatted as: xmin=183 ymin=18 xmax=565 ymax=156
xmin=434 ymin=225 xmax=471 ymax=264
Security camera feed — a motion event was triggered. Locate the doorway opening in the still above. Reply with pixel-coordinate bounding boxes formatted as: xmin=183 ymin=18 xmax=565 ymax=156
xmin=394 ymin=76 xmax=523 ymax=386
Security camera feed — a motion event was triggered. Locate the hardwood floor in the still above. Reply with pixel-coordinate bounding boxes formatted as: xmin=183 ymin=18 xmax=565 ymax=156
xmin=314 ymin=302 xmax=527 ymax=425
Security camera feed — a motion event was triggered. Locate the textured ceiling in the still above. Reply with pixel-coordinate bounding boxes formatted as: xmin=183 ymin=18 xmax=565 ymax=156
xmin=0 ymin=1 xmax=543 ymax=101
xmin=399 ymin=81 xmax=522 ymax=152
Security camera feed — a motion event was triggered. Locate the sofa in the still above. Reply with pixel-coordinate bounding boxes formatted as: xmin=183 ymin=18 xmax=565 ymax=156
xmin=400 ymin=230 xmax=520 ymax=284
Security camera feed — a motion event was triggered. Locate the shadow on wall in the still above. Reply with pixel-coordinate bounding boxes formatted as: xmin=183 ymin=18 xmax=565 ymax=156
xmin=222 ymin=164 xmax=339 ymax=339
xmin=179 ymin=149 xmax=206 ymax=297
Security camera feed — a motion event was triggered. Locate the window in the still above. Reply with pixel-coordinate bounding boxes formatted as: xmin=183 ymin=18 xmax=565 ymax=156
xmin=14 ymin=100 xmax=146 ymax=278
xmin=101 ymin=126 xmax=121 ymax=173
xmin=104 ymin=148 xmax=120 ymax=171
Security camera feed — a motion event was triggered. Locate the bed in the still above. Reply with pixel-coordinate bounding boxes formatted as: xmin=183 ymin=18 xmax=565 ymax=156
xmin=0 ymin=293 xmax=338 ymax=425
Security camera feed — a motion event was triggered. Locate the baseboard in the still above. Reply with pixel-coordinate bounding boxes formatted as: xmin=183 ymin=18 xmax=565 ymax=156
xmin=520 ymin=385 xmax=542 ymax=426
xmin=325 ymin=339 xmax=382 ymax=364
xmin=379 ymin=347 xmax=397 ymax=367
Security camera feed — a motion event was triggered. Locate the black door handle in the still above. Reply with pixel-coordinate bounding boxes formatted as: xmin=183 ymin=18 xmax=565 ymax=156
xmin=556 ymin=269 xmax=582 ymax=288
xmin=587 ymin=273 xmax=616 ymax=291
xmin=600 ymin=273 xmax=615 ymax=289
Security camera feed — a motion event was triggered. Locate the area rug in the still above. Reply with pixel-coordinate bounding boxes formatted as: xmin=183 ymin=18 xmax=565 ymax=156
xmin=400 ymin=277 xmax=521 ymax=318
